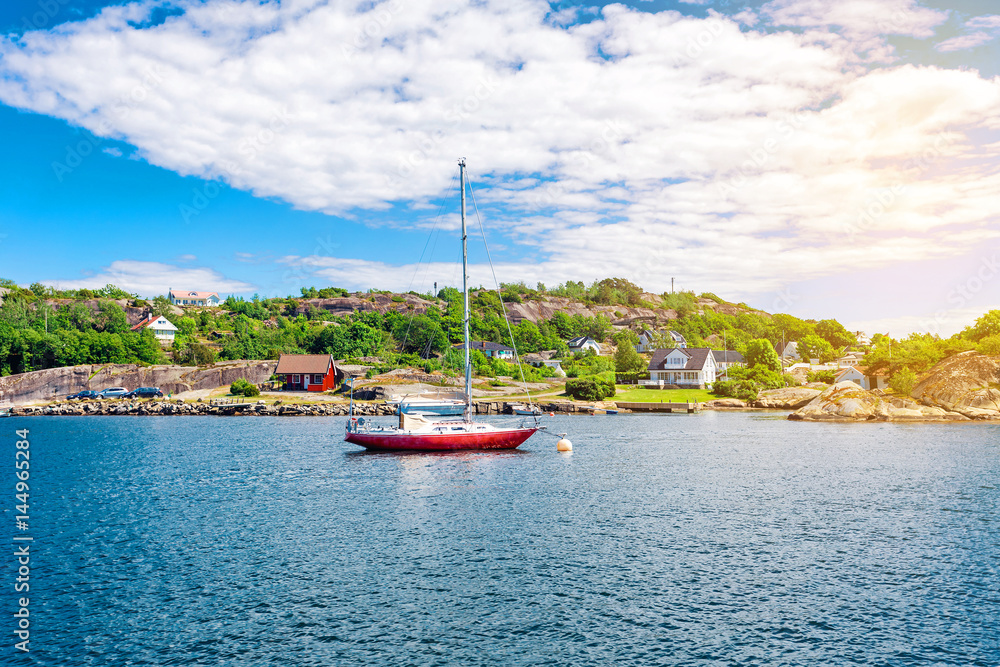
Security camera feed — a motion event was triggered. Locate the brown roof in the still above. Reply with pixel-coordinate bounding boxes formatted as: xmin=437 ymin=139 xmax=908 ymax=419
xmin=647 ymin=347 xmax=712 ymax=371
xmin=275 ymin=354 xmax=334 ymax=375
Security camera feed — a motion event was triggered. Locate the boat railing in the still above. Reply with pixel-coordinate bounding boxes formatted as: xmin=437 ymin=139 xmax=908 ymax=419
xmin=346 ymin=416 xmax=386 ymax=433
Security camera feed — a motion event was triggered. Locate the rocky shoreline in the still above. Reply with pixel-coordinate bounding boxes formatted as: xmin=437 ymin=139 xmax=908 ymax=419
xmin=4 ymin=398 xmax=604 ymax=418
xmin=7 ymin=352 xmax=998 ymax=422
xmin=787 ymin=351 xmax=1000 ymax=422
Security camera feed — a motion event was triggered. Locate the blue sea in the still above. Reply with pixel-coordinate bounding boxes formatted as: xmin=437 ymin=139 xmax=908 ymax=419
xmin=3 ymin=413 xmax=999 ymax=665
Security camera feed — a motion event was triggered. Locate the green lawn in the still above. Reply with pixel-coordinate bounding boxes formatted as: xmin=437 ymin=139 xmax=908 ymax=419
xmin=613 ymin=386 xmax=716 ymax=403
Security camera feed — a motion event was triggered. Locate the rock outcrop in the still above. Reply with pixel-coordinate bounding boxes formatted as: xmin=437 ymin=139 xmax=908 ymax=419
xmin=752 ymin=386 xmax=822 ymax=409
xmin=911 ymin=351 xmax=1000 ymax=420
xmin=702 ymin=398 xmax=748 ymax=409
xmin=0 ymin=361 xmax=276 ymax=405
xmin=788 ymin=382 xmax=968 ymax=422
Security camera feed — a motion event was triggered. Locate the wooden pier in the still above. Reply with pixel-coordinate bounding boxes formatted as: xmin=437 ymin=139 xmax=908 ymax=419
xmin=614 ymin=401 xmax=698 ymax=413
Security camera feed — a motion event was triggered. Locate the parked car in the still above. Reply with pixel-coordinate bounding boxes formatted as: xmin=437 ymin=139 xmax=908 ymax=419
xmin=96 ymin=387 xmax=129 ymax=399
xmin=67 ymin=390 xmax=100 ymax=400
xmin=123 ymin=387 xmax=164 ymax=399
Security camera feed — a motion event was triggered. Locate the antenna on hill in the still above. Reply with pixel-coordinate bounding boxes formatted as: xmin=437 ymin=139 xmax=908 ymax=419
xmin=671 ymin=278 xmax=675 ymax=294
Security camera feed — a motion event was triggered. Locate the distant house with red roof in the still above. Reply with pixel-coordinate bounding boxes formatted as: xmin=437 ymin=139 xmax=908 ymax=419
xmin=275 ymin=354 xmax=337 ymax=392
xmin=169 ymin=289 xmax=221 ymax=307
xmin=131 ymin=314 xmax=179 ymax=344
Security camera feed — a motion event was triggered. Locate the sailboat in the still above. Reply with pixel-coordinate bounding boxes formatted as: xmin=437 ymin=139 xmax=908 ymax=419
xmin=344 ymin=159 xmax=538 ymax=452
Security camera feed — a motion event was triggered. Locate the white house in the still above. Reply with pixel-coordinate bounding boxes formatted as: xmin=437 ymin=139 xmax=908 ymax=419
xmin=636 ymin=330 xmax=657 ymax=353
xmin=712 ymin=350 xmax=745 ymax=375
xmin=642 ymin=348 xmax=717 ymax=389
xmin=567 ymin=336 xmax=602 ymax=355
xmin=467 ymin=341 xmax=515 ymax=360
xmin=779 ymin=341 xmax=800 ymax=360
xmin=169 ymin=290 xmax=221 ymax=307
xmin=635 ymin=329 xmax=687 ymax=353
xmin=837 ymin=350 xmax=866 ymax=368
xmin=131 ymin=314 xmax=178 ymax=343
xmin=835 ymin=366 xmax=889 ymax=391
xmin=523 ymin=353 xmax=565 ymax=376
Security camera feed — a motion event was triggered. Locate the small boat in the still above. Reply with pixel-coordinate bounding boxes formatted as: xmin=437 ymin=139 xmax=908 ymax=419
xmin=345 ymin=159 xmax=538 ymax=452
xmin=0 ymin=409 xmax=10 ymax=418
xmin=510 ymin=403 xmax=541 ymax=416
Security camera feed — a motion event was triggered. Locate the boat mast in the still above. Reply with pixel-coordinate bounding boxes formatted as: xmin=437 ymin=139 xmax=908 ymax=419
xmin=460 ymin=158 xmax=473 ymax=421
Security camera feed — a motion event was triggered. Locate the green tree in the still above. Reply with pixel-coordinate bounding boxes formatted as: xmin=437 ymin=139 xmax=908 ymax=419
xmin=612 ymin=329 xmax=639 ymax=348
xmin=152 ymin=295 xmax=174 ymax=318
xmin=977 ymin=334 xmax=1000 ymax=356
xmin=176 ymin=317 xmax=197 ymax=337
xmin=614 ymin=342 xmax=645 ymax=374
xmin=970 ymin=310 xmax=1000 ymax=341
xmin=797 ymin=334 xmax=835 ymax=363
xmin=94 ymin=301 xmax=129 ymax=334
xmin=815 ymin=319 xmax=856 ymax=348
xmin=548 ymin=311 xmax=577 ymax=339
xmin=744 ymin=338 xmax=781 ymax=372
xmin=584 ymin=314 xmax=613 ymax=341
xmin=889 ymin=367 xmax=917 ymax=396
xmin=513 ymin=321 xmax=544 ymax=353
xmin=771 ymin=313 xmax=815 ymax=341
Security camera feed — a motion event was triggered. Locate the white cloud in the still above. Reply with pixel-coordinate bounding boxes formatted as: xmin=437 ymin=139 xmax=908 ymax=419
xmin=760 ymin=0 xmax=947 ymax=40
xmin=2 ymin=0 xmax=999 ymax=303
xmin=846 ymin=305 xmax=998 ymax=339
xmin=42 ymin=259 xmax=255 ymax=297
xmin=967 ymin=15 xmax=1000 ymax=30
xmin=936 ymin=14 xmax=1000 ymax=52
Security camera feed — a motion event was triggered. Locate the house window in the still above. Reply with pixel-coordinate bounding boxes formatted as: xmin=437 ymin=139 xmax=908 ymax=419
xmin=293 ymin=374 xmax=300 ymax=384
xmin=313 ymin=374 xmax=322 ymax=384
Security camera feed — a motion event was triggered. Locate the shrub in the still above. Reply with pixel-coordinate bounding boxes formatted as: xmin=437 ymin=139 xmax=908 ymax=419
xmin=807 ymin=370 xmax=835 ymax=384
xmin=889 ymin=367 xmax=917 ymax=396
xmin=712 ymin=365 xmax=789 ymax=401
xmin=977 ymin=334 xmax=1000 ymax=356
xmin=565 ymin=372 xmax=616 ymax=401
xmin=230 ymin=378 xmax=260 ymax=397
xmin=712 ymin=379 xmax=759 ymax=402
xmin=565 ymin=377 xmax=600 ymax=400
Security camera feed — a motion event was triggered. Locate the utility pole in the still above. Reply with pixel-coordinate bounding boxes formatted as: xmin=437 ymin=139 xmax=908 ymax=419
xmin=723 ymin=329 xmax=728 ymax=380
xmin=671 ymin=277 xmax=674 ymax=294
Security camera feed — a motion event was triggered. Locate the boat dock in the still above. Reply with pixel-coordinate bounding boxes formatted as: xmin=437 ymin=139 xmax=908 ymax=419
xmin=614 ymin=401 xmax=699 ymax=413
xmin=209 ymin=397 xmax=256 ymax=413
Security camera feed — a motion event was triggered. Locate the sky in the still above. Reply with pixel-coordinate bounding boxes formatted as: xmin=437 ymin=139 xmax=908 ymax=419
xmin=1 ymin=0 xmax=999 ymax=337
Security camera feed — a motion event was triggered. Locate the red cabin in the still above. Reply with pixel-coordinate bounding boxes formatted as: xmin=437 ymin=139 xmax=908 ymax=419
xmin=275 ymin=354 xmax=337 ymax=392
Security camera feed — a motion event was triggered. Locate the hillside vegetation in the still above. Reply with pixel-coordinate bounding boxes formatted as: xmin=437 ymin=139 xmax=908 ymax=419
xmin=1 ymin=278 xmax=998 ymax=388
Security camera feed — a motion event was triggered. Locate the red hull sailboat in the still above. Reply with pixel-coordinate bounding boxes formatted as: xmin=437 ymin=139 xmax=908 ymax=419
xmin=345 ymin=415 xmax=537 ymax=452
xmin=345 ymin=159 xmax=539 ymax=452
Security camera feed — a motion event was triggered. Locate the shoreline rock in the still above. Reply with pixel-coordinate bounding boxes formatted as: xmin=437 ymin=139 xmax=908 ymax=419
xmin=788 ymin=382 xmax=969 ymax=422
xmin=752 ymin=386 xmax=823 ymax=409
xmin=911 ymin=351 xmax=1000 ymax=420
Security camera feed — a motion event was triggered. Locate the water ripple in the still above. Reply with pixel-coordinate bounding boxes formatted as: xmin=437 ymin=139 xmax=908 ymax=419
xmin=9 ymin=414 xmax=1000 ymax=665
